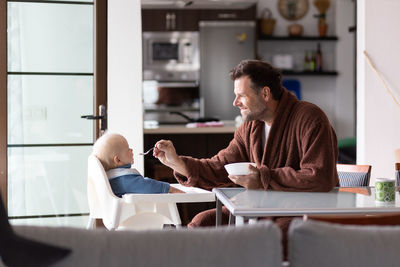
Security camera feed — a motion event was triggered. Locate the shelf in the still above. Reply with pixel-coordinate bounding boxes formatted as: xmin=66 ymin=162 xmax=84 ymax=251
xmin=282 ymin=70 xmax=338 ymax=76
xmin=144 ymin=104 xmax=200 ymax=113
xmin=258 ymin=36 xmax=338 ymax=41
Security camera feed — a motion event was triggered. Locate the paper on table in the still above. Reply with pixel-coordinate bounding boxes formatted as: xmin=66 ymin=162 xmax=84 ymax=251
xmin=186 ymin=121 xmax=224 ymax=128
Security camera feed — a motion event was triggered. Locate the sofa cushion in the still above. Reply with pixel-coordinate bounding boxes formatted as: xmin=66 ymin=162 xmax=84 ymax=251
xmin=14 ymin=221 xmax=282 ymax=267
xmin=288 ymin=218 xmax=400 ymax=267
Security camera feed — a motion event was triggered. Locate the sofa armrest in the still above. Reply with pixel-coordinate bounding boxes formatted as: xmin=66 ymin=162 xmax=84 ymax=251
xmin=288 ymin=218 xmax=400 ymax=267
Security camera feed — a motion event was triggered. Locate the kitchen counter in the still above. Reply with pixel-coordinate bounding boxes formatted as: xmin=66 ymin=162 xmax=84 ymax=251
xmin=144 ymin=120 xmax=237 ymax=134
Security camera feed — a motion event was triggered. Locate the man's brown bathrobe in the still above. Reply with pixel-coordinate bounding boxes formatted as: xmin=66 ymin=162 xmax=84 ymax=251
xmin=174 ymin=89 xmax=339 ymax=257
xmin=175 ymin=89 xmax=339 ymax=191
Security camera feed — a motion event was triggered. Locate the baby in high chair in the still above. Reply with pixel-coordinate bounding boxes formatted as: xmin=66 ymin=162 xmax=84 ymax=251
xmin=93 ymin=132 xmax=184 ymax=197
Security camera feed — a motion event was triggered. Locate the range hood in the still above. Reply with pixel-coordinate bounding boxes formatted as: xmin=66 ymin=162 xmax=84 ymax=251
xmin=141 ymin=0 xmax=257 ymax=9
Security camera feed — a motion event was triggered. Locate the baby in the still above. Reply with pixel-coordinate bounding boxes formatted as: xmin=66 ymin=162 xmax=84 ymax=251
xmin=93 ymin=132 xmax=183 ymax=197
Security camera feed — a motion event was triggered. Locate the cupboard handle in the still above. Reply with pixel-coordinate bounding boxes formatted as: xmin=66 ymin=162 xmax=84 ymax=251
xmin=166 ymin=13 xmax=171 ymax=30
xmin=217 ymin=13 xmax=237 ymax=19
xmin=171 ymin=13 xmax=176 ymax=30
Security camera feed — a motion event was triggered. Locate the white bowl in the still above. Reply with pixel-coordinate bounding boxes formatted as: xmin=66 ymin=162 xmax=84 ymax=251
xmin=224 ymin=162 xmax=256 ymax=175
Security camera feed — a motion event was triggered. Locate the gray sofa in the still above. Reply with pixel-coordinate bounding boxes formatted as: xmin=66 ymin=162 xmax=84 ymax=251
xmin=14 ymin=221 xmax=282 ymax=267
xmin=12 ymin=219 xmax=400 ymax=267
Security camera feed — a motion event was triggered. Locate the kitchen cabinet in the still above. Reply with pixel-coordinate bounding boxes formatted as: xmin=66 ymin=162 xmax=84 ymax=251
xmin=144 ymin=132 xmax=233 ymax=181
xmin=142 ymin=9 xmax=199 ymax=31
xmin=199 ymin=5 xmax=256 ymax=21
xmin=143 ymin=132 xmax=233 ymax=225
xmin=142 ymin=5 xmax=256 ymax=32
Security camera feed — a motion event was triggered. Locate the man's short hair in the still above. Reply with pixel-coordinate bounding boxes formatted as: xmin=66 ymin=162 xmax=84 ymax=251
xmin=229 ymin=59 xmax=283 ymax=100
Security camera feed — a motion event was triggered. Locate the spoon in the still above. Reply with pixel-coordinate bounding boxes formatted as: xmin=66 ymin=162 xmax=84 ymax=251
xmin=139 ymin=147 xmax=154 ymax=156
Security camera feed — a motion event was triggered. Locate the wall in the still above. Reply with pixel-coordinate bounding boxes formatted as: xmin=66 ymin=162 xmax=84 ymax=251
xmin=256 ymin=0 xmax=355 ymax=139
xmin=357 ymin=0 xmax=400 ymax=180
xmin=335 ymin=0 xmax=355 ymax=139
xmin=108 ymin=0 xmax=144 ymax=173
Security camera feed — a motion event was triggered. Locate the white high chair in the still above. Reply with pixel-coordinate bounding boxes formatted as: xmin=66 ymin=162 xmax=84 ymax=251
xmin=87 ymin=154 xmax=181 ymax=230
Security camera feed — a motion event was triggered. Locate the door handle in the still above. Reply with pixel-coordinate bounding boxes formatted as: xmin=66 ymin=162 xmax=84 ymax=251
xmin=81 ymin=115 xmax=103 ymax=120
xmin=81 ymin=104 xmax=107 ymax=133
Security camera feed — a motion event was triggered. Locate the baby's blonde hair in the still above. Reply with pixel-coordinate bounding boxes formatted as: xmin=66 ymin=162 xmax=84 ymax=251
xmin=92 ymin=132 xmax=127 ymax=170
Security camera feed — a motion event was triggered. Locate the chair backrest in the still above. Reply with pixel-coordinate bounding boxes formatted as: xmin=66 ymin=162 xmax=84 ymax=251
xmin=395 ymin=148 xmax=400 ymax=163
xmin=87 ymin=154 xmax=180 ymax=230
xmin=395 ymin=162 xmax=400 ymax=187
xmin=87 ymin=154 xmax=123 ymax=230
xmin=282 ymin=79 xmax=301 ymax=100
xmin=337 ymin=163 xmax=371 ymax=187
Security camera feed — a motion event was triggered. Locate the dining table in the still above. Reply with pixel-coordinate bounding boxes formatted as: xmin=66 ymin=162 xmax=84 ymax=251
xmin=213 ymin=187 xmax=400 ymax=226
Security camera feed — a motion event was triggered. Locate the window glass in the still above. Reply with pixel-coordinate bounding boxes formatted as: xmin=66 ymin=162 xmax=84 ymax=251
xmin=7 ymin=1 xmax=94 ymax=228
xmin=8 ymin=75 xmax=93 ymax=145
xmin=8 ymin=146 xmax=92 ymax=217
xmin=10 ymin=215 xmax=89 ymax=228
xmin=40 ymin=0 xmax=93 ymax=2
xmin=7 ymin=2 xmax=93 ymax=73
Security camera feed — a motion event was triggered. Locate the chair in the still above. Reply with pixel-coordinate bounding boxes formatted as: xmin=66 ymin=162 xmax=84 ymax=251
xmin=282 ymin=79 xmax=301 ymax=100
xmin=395 ymin=163 xmax=400 ymax=187
xmin=87 ymin=154 xmax=181 ymax=230
xmin=305 ymin=188 xmax=400 ymax=227
xmin=337 ymin=163 xmax=371 ymax=187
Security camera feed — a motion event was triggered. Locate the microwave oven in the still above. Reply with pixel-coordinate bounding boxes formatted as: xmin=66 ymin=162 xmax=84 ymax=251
xmin=143 ymin=31 xmax=200 ymax=81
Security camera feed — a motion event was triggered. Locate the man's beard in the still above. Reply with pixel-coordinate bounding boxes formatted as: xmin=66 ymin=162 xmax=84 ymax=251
xmin=242 ymin=105 xmax=267 ymax=122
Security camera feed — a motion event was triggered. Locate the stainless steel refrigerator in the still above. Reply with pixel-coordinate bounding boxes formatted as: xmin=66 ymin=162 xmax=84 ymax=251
xmin=200 ymin=21 xmax=255 ymax=120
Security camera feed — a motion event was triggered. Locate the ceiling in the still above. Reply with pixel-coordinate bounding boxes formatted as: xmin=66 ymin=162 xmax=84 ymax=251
xmin=141 ymin=0 xmax=257 ymax=9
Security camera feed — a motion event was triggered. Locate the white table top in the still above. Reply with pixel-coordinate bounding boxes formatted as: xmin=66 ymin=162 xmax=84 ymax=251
xmin=213 ymin=187 xmax=400 ymax=217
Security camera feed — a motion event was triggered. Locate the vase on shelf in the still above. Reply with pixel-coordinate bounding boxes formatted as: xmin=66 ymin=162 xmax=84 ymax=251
xmin=318 ymin=19 xmax=327 ymax=37
xmin=313 ymin=0 xmax=330 ymax=37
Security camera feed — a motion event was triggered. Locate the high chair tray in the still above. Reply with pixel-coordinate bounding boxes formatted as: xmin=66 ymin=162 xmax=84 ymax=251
xmin=122 ymin=184 xmax=215 ymax=204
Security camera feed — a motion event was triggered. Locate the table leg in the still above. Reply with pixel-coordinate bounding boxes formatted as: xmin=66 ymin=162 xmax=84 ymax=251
xmin=228 ymin=213 xmax=235 ymax=225
xmin=216 ymin=198 xmax=222 ymax=227
xmin=235 ymin=216 xmax=245 ymax=226
xmin=248 ymin=218 xmax=258 ymax=224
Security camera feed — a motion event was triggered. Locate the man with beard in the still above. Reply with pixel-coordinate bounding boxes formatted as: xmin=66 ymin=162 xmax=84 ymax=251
xmin=153 ymin=59 xmax=338 ymax=255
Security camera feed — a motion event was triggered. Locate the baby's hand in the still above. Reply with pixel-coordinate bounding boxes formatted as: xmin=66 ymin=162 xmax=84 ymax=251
xmin=169 ymin=186 xmax=185 ymax=194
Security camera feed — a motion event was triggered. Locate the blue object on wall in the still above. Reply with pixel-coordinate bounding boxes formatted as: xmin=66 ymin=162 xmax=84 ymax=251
xmin=282 ymin=79 xmax=301 ymax=100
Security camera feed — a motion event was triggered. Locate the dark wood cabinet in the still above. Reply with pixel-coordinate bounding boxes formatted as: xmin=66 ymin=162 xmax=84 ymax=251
xmin=142 ymin=5 xmax=256 ymax=32
xmin=143 ymin=132 xmax=233 ymax=226
xmin=176 ymin=10 xmax=200 ymax=31
xmin=142 ymin=9 xmax=199 ymax=31
xmin=199 ymin=5 xmax=256 ymax=21
xmin=144 ymin=133 xmax=233 ymax=182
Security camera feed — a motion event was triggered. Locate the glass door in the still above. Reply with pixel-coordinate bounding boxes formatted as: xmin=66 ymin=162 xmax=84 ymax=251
xmin=1 ymin=0 xmax=106 ymax=227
